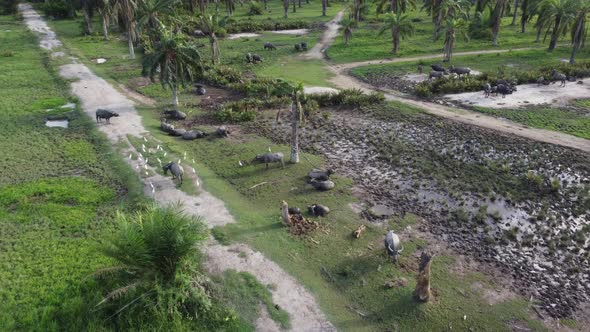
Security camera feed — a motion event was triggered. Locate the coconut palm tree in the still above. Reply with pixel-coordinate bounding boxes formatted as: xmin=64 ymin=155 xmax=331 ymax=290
xmin=511 ymin=0 xmax=519 ymax=25
xmin=422 ymin=0 xmax=469 ymax=40
xmin=378 ymin=12 xmax=415 ymax=54
xmin=491 ymin=0 xmax=509 ymax=46
xmin=81 ymin=0 xmax=96 ymax=35
xmin=97 ymin=0 xmax=118 ymax=40
xmin=225 ymin=0 xmax=235 ymax=15
xmin=537 ymin=0 xmax=576 ymax=51
xmin=474 ymin=0 xmax=491 ymax=13
xmin=376 ymin=0 xmax=416 ymax=15
xmin=520 ymin=0 xmax=539 ymax=33
xmin=322 ymin=0 xmax=327 ymax=16
xmin=284 ymin=0 xmax=289 ymax=18
xmin=136 ymin=0 xmax=177 ymax=38
xmin=440 ymin=17 xmax=469 ymax=61
xmin=142 ymin=29 xmax=203 ymax=106
xmin=118 ymin=0 xmax=138 ymax=59
xmin=569 ymin=0 xmax=590 ymax=64
xmin=196 ymin=14 xmax=228 ymax=65
xmin=341 ymin=18 xmax=355 ymax=44
xmin=95 ymin=205 xmax=209 ymax=316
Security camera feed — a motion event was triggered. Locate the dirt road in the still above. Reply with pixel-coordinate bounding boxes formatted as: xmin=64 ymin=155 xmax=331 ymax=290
xmin=305 ymin=14 xmax=589 ymax=153
xmin=20 ymin=4 xmax=335 ymax=331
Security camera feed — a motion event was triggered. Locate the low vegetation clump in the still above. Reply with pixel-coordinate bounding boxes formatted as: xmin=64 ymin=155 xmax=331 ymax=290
xmin=415 ymin=61 xmax=590 ymax=97
xmin=90 ymin=205 xmax=243 ymax=330
xmin=310 ymin=88 xmax=385 ymax=107
xmin=225 ymin=19 xmax=309 ymax=33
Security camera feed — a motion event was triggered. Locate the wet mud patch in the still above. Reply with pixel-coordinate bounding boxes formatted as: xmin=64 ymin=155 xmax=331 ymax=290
xmin=247 ymin=104 xmax=590 ymax=318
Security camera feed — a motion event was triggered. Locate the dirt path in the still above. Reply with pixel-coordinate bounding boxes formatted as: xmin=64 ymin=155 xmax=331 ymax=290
xmin=20 ymin=4 xmax=335 ymax=331
xmin=304 ymin=10 xmax=344 ymax=60
xmin=303 ymin=14 xmax=589 ymax=153
xmin=329 ymin=71 xmax=590 ymax=153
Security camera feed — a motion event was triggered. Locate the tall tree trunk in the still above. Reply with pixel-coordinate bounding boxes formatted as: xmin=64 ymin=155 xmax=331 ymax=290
xmin=391 ymin=0 xmax=397 ymax=14
xmin=492 ymin=0 xmax=504 ymax=47
xmin=290 ymin=102 xmax=300 ymax=163
xmin=210 ymin=34 xmax=219 ymax=64
xmin=82 ymin=5 xmax=93 ymax=35
xmin=570 ymin=16 xmax=585 ymax=64
xmin=292 ymin=0 xmax=296 ymax=13
xmin=392 ymin=27 xmax=399 ymax=54
xmin=433 ymin=11 xmax=442 ymax=40
xmin=172 ymin=84 xmax=179 ymax=106
xmin=264 ymin=0 xmax=267 ymax=10
xmin=298 ymin=0 xmax=301 ymax=8
xmin=520 ymin=0 xmax=528 ymax=33
xmin=284 ymin=0 xmax=289 ymax=18
xmin=548 ymin=15 xmax=561 ymax=51
xmin=321 ymin=0 xmax=326 ymax=16
xmin=535 ymin=23 xmax=542 ymax=42
xmin=101 ymin=15 xmax=109 ymax=41
xmin=511 ymin=0 xmax=519 ymax=26
xmin=128 ymin=27 xmax=135 ymax=59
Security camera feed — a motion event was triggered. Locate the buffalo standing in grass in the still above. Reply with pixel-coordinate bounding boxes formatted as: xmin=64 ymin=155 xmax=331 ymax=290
xmin=163 ymin=162 xmax=184 ymax=184
xmin=384 ymin=230 xmax=403 ymax=263
xmin=264 ymin=42 xmax=276 ymax=50
xmin=252 ymin=152 xmax=285 ymax=169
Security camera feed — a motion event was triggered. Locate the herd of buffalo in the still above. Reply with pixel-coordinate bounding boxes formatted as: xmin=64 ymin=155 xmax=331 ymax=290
xmin=424 ymin=64 xmax=575 ymax=98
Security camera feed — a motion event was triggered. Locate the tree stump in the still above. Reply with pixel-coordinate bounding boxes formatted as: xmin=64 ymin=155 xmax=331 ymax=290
xmin=413 ymin=252 xmax=434 ymax=302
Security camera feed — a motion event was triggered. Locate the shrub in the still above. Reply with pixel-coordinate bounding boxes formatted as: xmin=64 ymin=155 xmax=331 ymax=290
xmin=1 ymin=50 xmax=14 ymax=57
xmin=92 ymin=205 xmax=228 ymax=328
xmin=248 ymin=1 xmax=264 ymax=15
xmin=0 ymin=0 xmax=17 ymax=15
xmin=40 ymin=0 xmax=71 ymax=19
xmin=452 ymin=208 xmax=469 ymax=223
xmin=310 ymin=89 xmax=385 ymax=107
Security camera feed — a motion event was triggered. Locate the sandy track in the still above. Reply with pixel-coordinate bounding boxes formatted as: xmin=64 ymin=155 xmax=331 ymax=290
xmin=302 ymin=11 xmax=589 ymax=153
xmin=19 ymin=4 xmax=335 ymax=331
xmin=329 ymin=71 xmax=590 ymax=153
xmin=304 ymin=11 xmax=344 ymax=60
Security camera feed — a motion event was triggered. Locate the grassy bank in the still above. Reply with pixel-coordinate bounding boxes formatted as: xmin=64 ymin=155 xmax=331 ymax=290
xmin=0 ymin=14 xmax=145 ymax=330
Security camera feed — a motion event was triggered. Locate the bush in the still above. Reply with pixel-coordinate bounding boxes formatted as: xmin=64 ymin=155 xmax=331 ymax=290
xmin=248 ymin=1 xmax=264 ymax=15
xmin=310 ymin=89 xmax=385 ymax=107
xmin=40 ymin=0 xmax=71 ymax=19
xmin=0 ymin=0 xmax=17 ymax=15
xmin=226 ymin=19 xmax=309 ymax=33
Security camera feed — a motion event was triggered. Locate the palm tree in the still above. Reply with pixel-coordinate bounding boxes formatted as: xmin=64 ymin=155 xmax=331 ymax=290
xmin=322 ymin=0 xmax=327 ymax=16
xmin=491 ymin=0 xmax=509 ymax=46
xmin=196 ymin=14 xmax=227 ymax=65
xmin=136 ymin=0 xmax=177 ymax=42
xmin=284 ymin=0 xmax=289 ymax=18
xmin=341 ymin=18 xmax=355 ymax=44
xmin=225 ymin=0 xmax=235 ymax=16
xmin=376 ymin=0 xmax=416 ymax=15
xmin=290 ymin=83 xmax=305 ymax=164
xmin=422 ymin=0 xmax=469 ymax=40
xmin=537 ymin=0 xmax=576 ymax=51
xmin=441 ymin=18 xmax=469 ymax=61
xmin=511 ymin=0 xmax=520 ymax=25
xmin=520 ymin=0 xmax=539 ymax=33
xmin=474 ymin=0 xmax=491 ymax=13
xmin=81 ymin=0 xmax=95 ymax=35
xmin=97 ymin=0 xmax=118 ymax=40
xmin=95 ymin=205 xmax=209 ymax=316
xmin=118 ymin=0 xmax=138 ymax=59
xmin=569 ymin=0 xmax=590 ymax=64
xmin=142 ymin=29 xmax=203 ymax=106
xmin=378 ymin=12 xmax=415 ymax=54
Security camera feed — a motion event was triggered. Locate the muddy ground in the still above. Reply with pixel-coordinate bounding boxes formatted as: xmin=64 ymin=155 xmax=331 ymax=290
xmin=247 ymin=104 xmax=590 ymax=319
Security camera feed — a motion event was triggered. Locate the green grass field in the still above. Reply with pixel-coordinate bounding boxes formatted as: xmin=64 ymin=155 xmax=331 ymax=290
xmin=0 ymin=14 xmax=145 ymax=330
xmin=131 ymin=104 xmax=547 ymax=331
xmin=328 ymin=8 xmax=572 ymax=64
